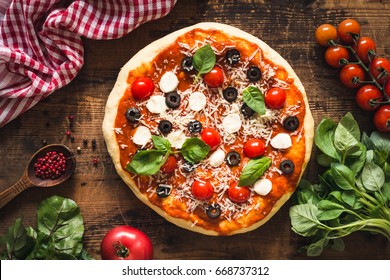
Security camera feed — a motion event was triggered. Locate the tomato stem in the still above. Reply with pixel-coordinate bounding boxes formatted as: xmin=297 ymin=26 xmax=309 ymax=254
xmin=113 ymin=241 xmax=130 ymax=258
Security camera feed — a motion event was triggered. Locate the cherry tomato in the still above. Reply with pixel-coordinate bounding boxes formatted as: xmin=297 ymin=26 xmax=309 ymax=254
xmin=355 ymin=85 xmax=382 ymax=111
xmin=355 ymin=36 xmax=376 ymax=64
xmin=337 ymin=19 xmax=361 ymax=44
xmin=384 ymin=77 xmax=390 ymax=97
xmin=131 ymin=77 xmax=154 ymax=100
xmin=339 ymin=64 xmax=365 ymax=88
xmin=191 ymin=180 xmax=214 ymax=200
xmin=243 ymin=138 xmax=266 ymax=158
xmin=100 ymin=226 xmax=153 ymax=260
xmin=315 ymin=24 xmax=337 ymax=47
xmin=160 ymin=155 xmax=177 ymax=174
xmin=369 ymin=57 xmax=390 ymax=85
xmin=265 ymin=88 xmax=286 ymax=109
xmin=203 ymin=65 xmax=224 ymax=88
xmin=325 ymin=46 xmax=350 ymax=68
xmin=228 ymin=182 xmax=250 ymax=204
xmin=201 ymin=127 xmax=221 ymax=150
xmin=373 ymin=105 xmax=390 ymax=132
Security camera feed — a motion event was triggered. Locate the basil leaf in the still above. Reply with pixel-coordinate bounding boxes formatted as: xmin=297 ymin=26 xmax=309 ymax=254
xmin=315 ymin=118 xmax=339 ymax=161
xmin=180 ymin=137 xmax=210 ymax=163
xmin=330 ymin=238 xmax=345 ymax=252
xmin=382 ymin=182 xmax=390 ymax=203
xmin=238 ymin=157 xmax=271 ymax=186
xmin=334 ymin=112 xmax=360 ymax=157
xmin=330 ymin=163 xmax=355 ymax=191
xmin=361 ymin=162 xmax=385 ymax=191
xmin=193 ymin=44 xmax=216 ymax=76
xmin=317 ymin=200 xmax=346 ymax=221
xmin=289 ymin=203 xmax=321 ymax=237
xmin=345 ymin=143 xmax=366 ymax=175
xmin=127 ymin=150 xmax=166 ymax=175
xmin=307 ymin=237 xmax=327 ymax=257
xmin=370 ymin=131 xmax=390 ymax=154
xmin=152 ymin=135 xmax=171 ymax=152
xmin=242 ymin=86 xmax=266 ymax=115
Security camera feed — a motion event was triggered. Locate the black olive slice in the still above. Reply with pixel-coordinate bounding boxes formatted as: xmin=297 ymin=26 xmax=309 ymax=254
xmin=181 ymin=56 xmax=194 ymax=72
xmin=158 ymin=120 xmax=173 ymax=134
xmin=182 ymin=161 xmax=196 ymax=173
xmin=225 ymin=49 xmax=240 ymax=65
xmin=156 ymin=184 xmax=172 ymax=198
xmin=206 ymin=204 xmax=221 ymax=218
xmin=223 ymin=87 xmax=238 ymax=102
xmin=247 ymin=66 xmax=262 ymax=82
xmin=188 ymin=120 xmax=202 ymax=134
xmin=280 ymin=160 xmax=295 ymax=175
xmin=225 ymin=151 xmax=241 ymax=167
xmin=165 ymin=91 xmax=181 ymax=109
xmin=240 ymin=103 xmax=255 ymax=118
xmin=283 ymin=116 xmax=300 ymax=131
xmin=125 ymin=107 xmax=141 ymax=123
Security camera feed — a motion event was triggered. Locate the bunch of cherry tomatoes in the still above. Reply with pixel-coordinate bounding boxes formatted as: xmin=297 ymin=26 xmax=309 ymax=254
xmin=315 ymin=19 xmax=390 ymax=132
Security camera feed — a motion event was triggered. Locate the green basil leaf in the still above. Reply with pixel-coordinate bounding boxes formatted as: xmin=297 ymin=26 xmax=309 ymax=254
xmin=289 ymin=203 xmax=321 ymax=237
xmin=315 ymin=118 xmax=339 ymax=160
xmin=242 ymin=86 xmax=266 ymax=115
xmin=361 ymin=162 xmax=385 ymax=191
xmin=334 ymin=112 xmax=360 ymax=156
xmin=193 ymin=44 xmax=216 ymax=76
xmin=127 ymin=150 xmax=166 ymax=175
xmin=238 ymin=157 xmax=271 ymax=186
xmin=330 ymin=163 xmax=355 ymax=190
xmin=317 ymin=153 xmax=337 ymax=167
xmin=345 ymin=143 xmax=366 ymax=175
xmin=361 ymin=132 xmax=377 ymax=151
xmin=330 ymin=238 xmax=345 ymax=252
xmin=370 ymin=131 xmax=390 ymax=154
xmin=152 ymin=135 xmax=171 ymax=152
xmin=341 ymin=190 xmax=356 ymax=207
xmin=307 ymin=237 xmax=327 ymax=257
xmin=317 ymin=200 xmax=346 ymax=221
xmin=180 ymin=137 xmax=210 ymax=163
xmin=382 ymin=182 xmax=390 ymax=203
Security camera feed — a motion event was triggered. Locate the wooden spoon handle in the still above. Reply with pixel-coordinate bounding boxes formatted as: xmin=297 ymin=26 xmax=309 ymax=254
xmin=0 ymin=174 xmax=33 ymax=209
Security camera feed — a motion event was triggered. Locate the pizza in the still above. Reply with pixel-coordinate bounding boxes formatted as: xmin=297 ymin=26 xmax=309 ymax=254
xmin=102 ymin=22 xmax=314 ymax=236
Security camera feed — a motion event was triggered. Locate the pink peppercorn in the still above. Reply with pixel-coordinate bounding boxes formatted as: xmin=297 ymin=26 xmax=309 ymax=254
xmin=34 ymin=151 xmax=67 ymax=179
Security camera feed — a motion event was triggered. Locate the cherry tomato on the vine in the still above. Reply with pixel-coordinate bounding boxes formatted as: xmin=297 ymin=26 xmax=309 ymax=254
xmin=339 ymin=64 xmax=365 ymax=88
xmin=265 ymin=87 xmax=286 ymax=109
xmin=228 ymin=182 xmax=250 ymax=204
xmin=203 ymin=65 xmax=224 ymax=88
xmin=131 ymin=77 xmax=155 ymax=100
xmin=243 ymin=138 xmax=266 ymax=158
xmin=369 ymin=57 xmax=390 ymax=85
xmin=337 ymin=19 xmax=361 ymax=44
xmin=201 ymin=127 xmax=221 ymax=150
xmin=355 ymin=36 xmax=377 ymax=65
xmin=384 ymin=77 xmax=390 ymax=97
xmin=160 ymin=155 xmax=177 ymax=174
xmin=315 ymin=24 xmax=338 ymax=47
xmin=325 ymin=46 xmax=350 ymax=68
xmin=191 ymin=180 xmax=214 ymax=200
xmin=355 ymin=85 xmax=382 ymax=111
xmin=373 ymin=105 xmax=390 ymax=132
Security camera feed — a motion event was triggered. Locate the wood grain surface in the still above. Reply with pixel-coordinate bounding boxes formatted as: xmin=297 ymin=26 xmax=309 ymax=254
xmin=1 ymin=0 xmax=389 ymax=259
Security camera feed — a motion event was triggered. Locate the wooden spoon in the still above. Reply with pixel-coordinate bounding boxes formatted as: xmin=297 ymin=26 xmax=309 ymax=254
xmin=0 ymin=144 xmax=76 ymax=209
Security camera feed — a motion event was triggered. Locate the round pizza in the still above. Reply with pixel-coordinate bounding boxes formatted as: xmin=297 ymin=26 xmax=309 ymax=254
xmin=102 ymin=22 xmax=314 ymax=236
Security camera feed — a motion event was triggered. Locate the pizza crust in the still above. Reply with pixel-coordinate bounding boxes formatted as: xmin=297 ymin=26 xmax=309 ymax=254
xmin=103 ymin=22 xmax=314 ymax=236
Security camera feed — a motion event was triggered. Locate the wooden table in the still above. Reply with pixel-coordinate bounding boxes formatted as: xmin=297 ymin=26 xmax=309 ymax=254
xmin=1 ymin=0 xmax=389 ymax=260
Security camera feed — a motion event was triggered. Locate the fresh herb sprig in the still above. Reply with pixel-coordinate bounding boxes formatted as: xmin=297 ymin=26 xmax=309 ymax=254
xmin=289 ymin=112 xmax=390 ymax=256
xmin=193 ymin=44 xmax=216 ymax=82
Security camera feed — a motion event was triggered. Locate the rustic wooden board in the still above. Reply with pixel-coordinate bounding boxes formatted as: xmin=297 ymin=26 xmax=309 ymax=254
xmin=1 ymin=0 xmax=389 ymax=259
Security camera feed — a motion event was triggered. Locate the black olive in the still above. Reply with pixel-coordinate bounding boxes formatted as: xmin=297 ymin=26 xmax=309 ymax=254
xmin=156 ymin=184 xmax=172 ymax=198
xmin=206 ymin=204 xmax=221 ymax=218
xmin=240 ymin=103 xmax=255 ymax=118
xmin=188 ymin=120 xmax=202 ymax=134
xmin=158 ymin=120 xmax=173 ymax=134
xmin=181 ymin=56 xmax=194 ymax=72
xmin=223 ymin=87 xmax=238 ymax=102
xmin=247 ymin=66 xmax=262 ymax=82
xmin=283 ymin=116 xmax=300 ymax=131
xmin=225 ymin=49 xmax=240 ymax=65
xmin=125 ymin=107 xmax=141 ymax=123
xmin=225 ymin=151 xmax=241 ymax=166
xmin=165 ymin=91 xmax=181 ymax=109
xmin=181 ymin=161 xmax=196 ymax=173
xmin=280 ymin=160 xmax=295 ymax=175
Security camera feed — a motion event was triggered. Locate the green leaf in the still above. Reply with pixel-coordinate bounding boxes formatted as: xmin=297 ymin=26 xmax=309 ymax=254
xmin=317 ymin=200 xmax=346 ymax=221
xmin=242 ymin=86 xmax=266 ymax=115
xmin=361 ymin=162 xmax=385 ymax=191
xmin=370 ymin=131 xmax=390 ymax=154
xmin=180 ymin=137 xmax=210 ymax=163
xmin=152 ymin=135 xmax=171 ymax=152
xmin=126 ymin=150 xmax=166 ymax=175
xmin=341 ymin=190 xmax=356 ymax=208
xmin=345 ymin=143 xmax=366 ymax=175
xmin=307 ymin=237 xmax=327 ymax=257
xmin=330 ymin=163 xmax=355 ymax=190
xmin=373 ymin=149 xmax=388 ymax=168
xmin=315 ymin=118 xmax=339 ymax=160
xmin=334 ymin=112 xmax=360 ymax=157
xmin=330 ymin=238 xmax=345 ymax=252
xmin=193 ymin=44 xmax=216 ymax=76
xmin=289 ymin=203 xmax=322 ymax=237
xmin=238 ymin=157 xmax=271 ymax=186
xmin=361 ymin=132 xmax=376 ymax=151
xmin=317 ymin=153 xmax=337 ymax=167
xmin=382 ymin=182 xmax=390 ymax=203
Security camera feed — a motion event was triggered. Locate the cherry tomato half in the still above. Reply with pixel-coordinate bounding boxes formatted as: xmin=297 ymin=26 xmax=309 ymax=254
xmin=315 ymin=24 xmax=338 ymax=47
xmin=339 ymin=64 xmax=365 ymax=88
xmin=131 ymin=77 xmax=155 ymax=100
xmin=265 ymin=88 xmax=286 ymax=109
xmin=160 ymin=155 xmax=177 ymax=174
xmin=355 ymin=85 xmax=382 ymax=111
xmin=373 ymin=105 xmax=390 ymax=133
xmin=337 ymin=19 xmax=361 ymax=44
xmin=369 ymin=57 xmax=390 ymax=85
xmin=325 ymin=46 xmax=350 ymax=68
xmin=355 ymin=36 xmax=377 ymax=65
xmin=243 ymin=138 xmax=266 ymax=158
xmin=100 ymin=226 xmax=153 ymax=260
xmin=228 ymin=182 xmax=250 ymax=204
xmin=201 ymin=127 xmax=221 ymax=151
xmin=203 ymin=65 xmax=224 ymax=88
xmin=191 ymin=180 xmax=214 ymax=200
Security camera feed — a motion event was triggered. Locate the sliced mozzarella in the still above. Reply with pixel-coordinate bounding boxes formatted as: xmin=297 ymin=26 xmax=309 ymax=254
xmin=270 ymin=133 xmax=292 ymax=150
xmin=167 ymin=130 xmax=187 ymax=149
xmin=209 ymin=149 xmax=226 ymax=167
xmin=159 ymin=71 xmax=179 ymax=93
xmin=132 ymin=126 xmax=151 ymax=146
xmin=222 ymin=113 xmax=242 ymax=134
xmin=146 ymin=95 xmax=168 ymax=114
xmin=188 ymin=91 xmax=207 ymax=111
xmin=253 ymin=178 xmax=272 ymax=196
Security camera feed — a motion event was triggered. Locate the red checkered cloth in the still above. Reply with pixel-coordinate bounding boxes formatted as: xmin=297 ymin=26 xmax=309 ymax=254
xmin=0 ymin=0 xmax=177 ymax=127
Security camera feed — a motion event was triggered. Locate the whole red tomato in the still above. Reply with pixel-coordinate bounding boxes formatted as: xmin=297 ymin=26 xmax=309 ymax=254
xmin=203 ymin=65 xmax=224 ymax=88
xmin=243 ymin=138 xmax=266 ymax=158
xmin=337 ymin=19 xmax=361 ymax=44
xmin=355 ymin=85 xmax=382 ymax=111
xmin=355 ymin=36 xmax=377 ymax=65
xmin=228 ymin=182 xmax=250 ymax=203
xmin=325 ymin=46 xmax=350 ymax=68
xmin=100 ymin=226 xmax=153 ymax=260
xmin=315 ymin=24 xmax=338 ymax=47
xmin=191 ymin=180 xmax=214 ymax=200
xmin=131 ymin=77 xmax=155 ymax=100
xmin=374 ymin=105 xmax=390 ymax=133
xmin=339 ymin=64 xmax=365 ymax=88
xmin=369 ymin=57 xmax=390 ymax=85
xmin=201 ymin=127 xmax=221 ymax=150
xmin=265 ymin=87 xmax=286 ymax=109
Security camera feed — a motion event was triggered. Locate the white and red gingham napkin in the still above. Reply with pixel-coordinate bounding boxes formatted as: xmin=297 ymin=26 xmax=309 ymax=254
xmin=0 ymin=0 xmax=177 ymax=128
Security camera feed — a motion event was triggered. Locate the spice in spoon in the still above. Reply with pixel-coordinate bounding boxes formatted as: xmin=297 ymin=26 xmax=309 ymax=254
xmin=33 ymin=151 xmax=67 ymax=179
